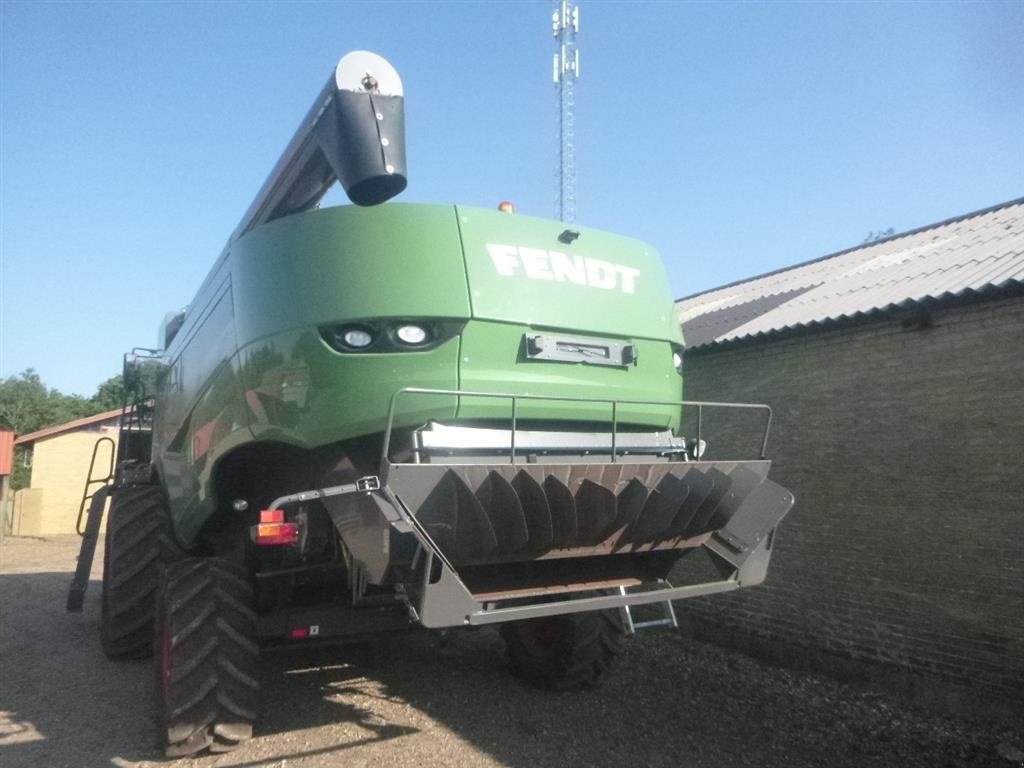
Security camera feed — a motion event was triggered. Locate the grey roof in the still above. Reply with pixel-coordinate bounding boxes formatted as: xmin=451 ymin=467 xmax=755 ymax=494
xmin=675 ymin=197 xmax=1024 ymax=348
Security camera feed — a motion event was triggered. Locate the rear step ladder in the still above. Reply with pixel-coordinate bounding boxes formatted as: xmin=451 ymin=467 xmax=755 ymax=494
xmin=67 ymin=349 xmax=162 ymax=613
xmin=618 ymin=585 xmax=678 ymax=634
xmin=67 ymin=437 xmax=116 ymax=612
xmin=67 ymin=484 xmax=110 ymax=612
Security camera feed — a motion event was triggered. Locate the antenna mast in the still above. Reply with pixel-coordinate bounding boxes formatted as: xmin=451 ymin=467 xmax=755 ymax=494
xmin=553 ymin=0 xmax=579 ymax=223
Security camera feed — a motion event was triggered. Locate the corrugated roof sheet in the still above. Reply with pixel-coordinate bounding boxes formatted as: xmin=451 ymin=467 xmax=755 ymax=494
xmin=675 ymin=197 xmax=1024 ymax=348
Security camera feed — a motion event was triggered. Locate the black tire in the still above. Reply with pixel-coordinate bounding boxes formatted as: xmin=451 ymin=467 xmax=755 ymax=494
xmin=155 ymin=558 xmax=259 ymax=757
xmin=500 ymin=608 xmax=626 ymax=690
xmin=101 ymin=484 xmax=184 ymax=660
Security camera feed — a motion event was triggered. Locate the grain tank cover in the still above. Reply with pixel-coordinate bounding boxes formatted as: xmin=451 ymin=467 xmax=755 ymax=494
xmin=233 ymin=51 xmax=407 ymax=241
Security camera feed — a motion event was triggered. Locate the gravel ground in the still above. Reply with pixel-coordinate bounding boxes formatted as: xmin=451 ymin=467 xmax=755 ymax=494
xmin=1 ymin=535 xmax=1020 ymax=768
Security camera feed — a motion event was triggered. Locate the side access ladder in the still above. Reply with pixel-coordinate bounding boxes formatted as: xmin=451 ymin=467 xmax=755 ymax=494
xmin=618 ymin=585 xmax=679 ymax=634
xmin=66 ymin=349 xmax=161 ymax=613
xmin=66 ymin=438 xmax=116 ymax=612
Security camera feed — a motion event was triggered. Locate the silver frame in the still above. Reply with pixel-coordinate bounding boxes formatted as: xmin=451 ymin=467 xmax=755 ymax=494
xmin=381 ymin=387 xmax=775 ymax=471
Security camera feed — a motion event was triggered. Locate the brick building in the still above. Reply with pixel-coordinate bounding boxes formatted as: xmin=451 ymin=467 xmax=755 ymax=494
xmin=673 ymin=198 xmax=1024 ymax=715
xmin=11 ymin=408 xmax=122 ymax=535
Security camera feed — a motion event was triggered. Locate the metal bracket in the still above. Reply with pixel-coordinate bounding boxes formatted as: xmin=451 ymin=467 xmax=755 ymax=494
xmin=268 ymin=475 xmax=382 ymax=510
xmin=525 ymin=333 xmax=637 ymax=368
xmin=356 ymin=476 xmax=380 ymax=492
xmin=713 ymin=529 xmax=750 ymax=553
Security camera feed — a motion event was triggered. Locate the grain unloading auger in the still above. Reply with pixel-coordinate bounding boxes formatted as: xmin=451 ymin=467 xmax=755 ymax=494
xmin=69 ymin=50 xmax=795 ymax=757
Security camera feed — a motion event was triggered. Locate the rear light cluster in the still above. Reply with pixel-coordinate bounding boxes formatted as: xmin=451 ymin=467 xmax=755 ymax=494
xmin=251 ymin=509 xmax=298 ymax=546
xmin=320 ymin=319 xmax=464 ymax=354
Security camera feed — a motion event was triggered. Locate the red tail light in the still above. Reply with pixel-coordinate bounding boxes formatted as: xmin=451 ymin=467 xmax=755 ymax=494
xmin=251 ymin=509 xmax=299 ymax=545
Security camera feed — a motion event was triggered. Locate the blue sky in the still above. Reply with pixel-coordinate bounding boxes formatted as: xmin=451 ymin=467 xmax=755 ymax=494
xmin=2 ymin=0 xmax=1021 ymax=396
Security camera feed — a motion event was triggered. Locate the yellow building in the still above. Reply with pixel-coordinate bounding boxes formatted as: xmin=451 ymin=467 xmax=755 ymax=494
xmin=12 ymin=409 xmax=122 ymax=535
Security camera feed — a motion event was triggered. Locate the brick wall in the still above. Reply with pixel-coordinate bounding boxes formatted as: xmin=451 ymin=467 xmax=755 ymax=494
xmin=674 ymin=293 xmax=1024 ymax=714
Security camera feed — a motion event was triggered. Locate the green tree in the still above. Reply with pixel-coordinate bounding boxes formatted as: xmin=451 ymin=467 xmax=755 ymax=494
xmin=0 ymin=369 xmax=122 ymax=490
xmin=91 ymin=375 xmax=127 ymax=412
xmin=0 ymin=369 xmax=94 ymax=435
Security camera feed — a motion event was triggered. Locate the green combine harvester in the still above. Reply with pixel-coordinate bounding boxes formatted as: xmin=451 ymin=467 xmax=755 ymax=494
xmin=69 ymin=51 xmax=794 ymax=756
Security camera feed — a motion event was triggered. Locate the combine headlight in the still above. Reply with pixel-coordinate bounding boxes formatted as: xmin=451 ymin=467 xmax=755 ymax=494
xmin=673 ymin=351 xmax=683 ymax=373
xmin=341 ymin=328 xmax=374 ymax=348
xmin=322 ymin=319 xmax=461 ymax=354
xmin=395 ymin=324 xmax=429 ymax=345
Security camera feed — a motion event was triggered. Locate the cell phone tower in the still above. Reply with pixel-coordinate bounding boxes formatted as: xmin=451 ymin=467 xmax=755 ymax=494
xmin=553 ymin=0 xmax=580 ymax=223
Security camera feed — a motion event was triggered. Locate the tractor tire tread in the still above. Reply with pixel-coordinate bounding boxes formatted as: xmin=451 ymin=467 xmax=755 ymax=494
xmin=157 ymin=557 xmax=258 ymax=758
xmin=501 ymin=606 xmax=625 ymax=691
xmin=101 ymin=484 xmax=183 ymax=660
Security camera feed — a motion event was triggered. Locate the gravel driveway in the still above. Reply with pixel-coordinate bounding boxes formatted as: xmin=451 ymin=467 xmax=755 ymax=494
xmin=1 ymin=535 xmax=1019 ymax=768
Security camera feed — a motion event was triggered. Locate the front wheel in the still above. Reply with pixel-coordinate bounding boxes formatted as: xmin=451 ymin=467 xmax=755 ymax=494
xmin=500 ymin=608 xmax=626 ymax=691
xmin=155 ymin=558 xmax=260 ymax=757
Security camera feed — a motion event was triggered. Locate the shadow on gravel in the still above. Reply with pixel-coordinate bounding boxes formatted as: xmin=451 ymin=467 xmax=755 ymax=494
xmin=1 ymin=570 xmax=1014 ymax=768
xmin=259 ymin=626 xmax=1015 ymax=768
xmin=0 ymin=572 xmax=418 ymax=768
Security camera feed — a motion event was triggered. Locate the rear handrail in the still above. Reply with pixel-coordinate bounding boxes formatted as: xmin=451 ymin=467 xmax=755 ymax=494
xmin=381 ymin=387 xmax=773 ymax=468
xmin=116 ymin=348 xmax=161 ymax=462
xmin=75 ymin=437 xmax=115 ymax=535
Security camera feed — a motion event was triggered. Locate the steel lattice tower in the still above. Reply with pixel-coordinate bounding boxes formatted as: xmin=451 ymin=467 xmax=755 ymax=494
xmin=553 ymin=0 xmax=579 ymax=223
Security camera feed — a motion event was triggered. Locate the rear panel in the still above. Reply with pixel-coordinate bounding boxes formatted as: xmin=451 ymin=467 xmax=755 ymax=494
xmin=456 ymin=206 xmax=680 ymax=341
xmin=455 ymin=206 xmax=682 ymax=428
xmin=456 ymin=320 xmax=681 ymax=429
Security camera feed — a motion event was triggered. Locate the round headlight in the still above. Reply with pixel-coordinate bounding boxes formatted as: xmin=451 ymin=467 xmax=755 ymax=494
xmin=395 ymin=324 xmax=429 ymax=345
xmin=341 ymin=328 xmax=373 ymax=348
xmin=673 ymin=351 xmax=683 ymax=372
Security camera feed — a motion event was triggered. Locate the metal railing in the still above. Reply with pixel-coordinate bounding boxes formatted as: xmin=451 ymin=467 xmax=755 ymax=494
xmin=381 ymin=387 xmax=773 ymax=468
xmin=115 ymin=348 xmax=162 ymax=465
xmin=75 ymin=437 xmax=115 ymax=535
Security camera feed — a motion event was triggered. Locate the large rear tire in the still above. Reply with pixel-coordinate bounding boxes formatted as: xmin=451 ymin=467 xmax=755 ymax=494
xmin=155 ymin=558 xmax=259 ymax=757
xmin=500 ymin=608 xmax=626 ymax=690
xmin=101 ymin=484 xmax=183 ymax=660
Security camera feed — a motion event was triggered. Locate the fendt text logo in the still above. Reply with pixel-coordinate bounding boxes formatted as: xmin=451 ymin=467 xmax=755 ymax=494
xmin=486 ymin=243 xmax=640 ymax=294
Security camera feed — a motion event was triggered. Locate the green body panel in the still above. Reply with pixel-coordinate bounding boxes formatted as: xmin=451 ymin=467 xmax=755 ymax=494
xmin=456 ymin=320 xmax=680 ymax=428
xmin=456 ymin=206 xmax=681 ymax=343
xmin=153 ymin=203 xmax=685 ymax=543
xmin=164 ymin=352 xmax=253 ymax=543
xmin=231 ymin=204 xmax=471 ymax=347
xmin=240 ymin=329 xmax=461 ymax=448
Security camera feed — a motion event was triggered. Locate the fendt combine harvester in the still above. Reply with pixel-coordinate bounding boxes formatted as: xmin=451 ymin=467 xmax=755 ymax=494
xmin=69 ymin=52 xmax=794 ymax=756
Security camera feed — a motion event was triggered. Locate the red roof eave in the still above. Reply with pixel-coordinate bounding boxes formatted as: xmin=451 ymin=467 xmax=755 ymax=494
xmin=13 ymin=407 xmax=125 ymax=446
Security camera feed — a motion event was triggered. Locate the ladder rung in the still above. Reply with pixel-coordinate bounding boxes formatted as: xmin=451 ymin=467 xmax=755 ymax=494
xmin=618 ymin=586 xmax=679 ymax=634
xmin=632 ymin=618 xmax=676 ymax=630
